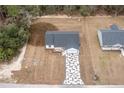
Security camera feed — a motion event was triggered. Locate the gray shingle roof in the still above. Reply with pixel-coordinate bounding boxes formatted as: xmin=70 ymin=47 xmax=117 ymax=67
xmin=101 ymin=30 xmax=124 ymax=46
xmin=98 ymin=24 xmax=124 ymax=46
xmin=45 ymin=31 xmax=80 ymax=49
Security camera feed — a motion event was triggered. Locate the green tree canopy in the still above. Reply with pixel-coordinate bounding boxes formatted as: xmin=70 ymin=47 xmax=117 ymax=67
xmin=0 ymin=23 xmax=29 ymax=62
xmin=6 ymin=6 xmax=20 ymax=17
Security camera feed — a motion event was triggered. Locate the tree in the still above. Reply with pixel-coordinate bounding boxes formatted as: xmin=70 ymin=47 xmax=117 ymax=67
xmin=20 ymin=6 xmax=40 ymax=16
xmin=6 ymin=6 xmax=20 ymax=17
xmin=0 ymin=23 xmax=29 ymax=62
xmin=79 ymin=6 xmax=90 ymax=16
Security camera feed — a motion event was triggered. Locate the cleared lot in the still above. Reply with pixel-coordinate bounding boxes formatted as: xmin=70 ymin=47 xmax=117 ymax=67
xmin=13 ymin=16 xmax=124 ymax=85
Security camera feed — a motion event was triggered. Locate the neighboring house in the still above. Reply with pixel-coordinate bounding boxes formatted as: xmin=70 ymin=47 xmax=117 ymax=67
xmin=97 ymin=24 xmax=124 ymax=56
xmin=45 ymin=31 xmax=80 ymax=55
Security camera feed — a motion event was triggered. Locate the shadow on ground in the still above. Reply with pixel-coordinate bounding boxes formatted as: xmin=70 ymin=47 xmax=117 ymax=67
xmin=29 ymin=22 xmax=58 ymax=47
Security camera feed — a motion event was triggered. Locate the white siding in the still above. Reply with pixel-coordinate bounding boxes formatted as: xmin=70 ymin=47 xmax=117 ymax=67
xmin=102 ymin=47 xmax=120 ymax=50
xmin=97 ymin=30 xmax=103 ymax=46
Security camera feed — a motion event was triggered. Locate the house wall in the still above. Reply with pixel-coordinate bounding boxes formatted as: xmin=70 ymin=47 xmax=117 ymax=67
xmin=97 ymin=30 xmax=103 ymax=47
xmin=120 ymin=49 xmax=124 ymax=56
xmin=101 ymin=45 xmax=124 ymax=56
xmin=102 ymin=47 xmax=120 ymax=50
xmin=101 ymin=46 xmax=120 ymax=50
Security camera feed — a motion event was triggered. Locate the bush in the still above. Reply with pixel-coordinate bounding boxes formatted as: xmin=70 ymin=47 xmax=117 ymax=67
xmin=0 ymin=23 xmax=29 ymax=62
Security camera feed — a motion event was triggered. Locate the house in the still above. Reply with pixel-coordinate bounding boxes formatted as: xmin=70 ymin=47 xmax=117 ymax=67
xmin=45 ymin=31 xmax=80 ymax=55
xmin=97 ymin=24 xmax=124 ymax=56
xmin=45 ymin=31 xmax=83 ymax=85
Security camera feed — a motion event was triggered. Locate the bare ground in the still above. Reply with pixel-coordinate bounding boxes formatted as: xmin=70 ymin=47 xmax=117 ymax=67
xmin=11 ymin=16 xmax=124 ymax=85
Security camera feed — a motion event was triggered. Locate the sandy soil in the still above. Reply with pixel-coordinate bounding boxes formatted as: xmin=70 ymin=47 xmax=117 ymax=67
xmin=0 ymin=45 xmax=27 ymax=83
xmin=10 ymin=16 xmax=124 ymax=85
xmin=85 ymin=17 xmax=124 ymax=84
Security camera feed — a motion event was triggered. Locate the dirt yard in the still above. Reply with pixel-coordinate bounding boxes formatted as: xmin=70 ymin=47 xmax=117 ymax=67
xmin=12 ymin=16 xmax=124 ymax=85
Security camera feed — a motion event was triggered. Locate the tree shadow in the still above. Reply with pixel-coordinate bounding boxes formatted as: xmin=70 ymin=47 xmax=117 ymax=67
xmin=29 ymin=22 xmax=58 ymax=47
